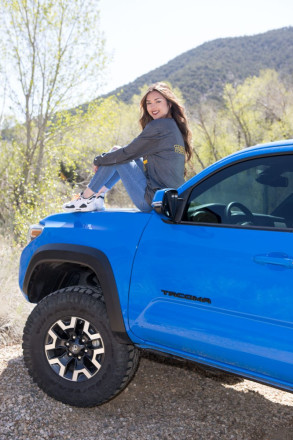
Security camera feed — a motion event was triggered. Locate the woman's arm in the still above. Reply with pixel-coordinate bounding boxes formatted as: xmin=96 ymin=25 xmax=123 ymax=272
xmin=93 ymin=119 xmax=171 ymax=167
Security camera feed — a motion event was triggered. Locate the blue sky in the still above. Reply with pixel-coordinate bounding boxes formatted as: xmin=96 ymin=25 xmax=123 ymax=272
xmin=99 ymin=0 xmax=292 ymax=94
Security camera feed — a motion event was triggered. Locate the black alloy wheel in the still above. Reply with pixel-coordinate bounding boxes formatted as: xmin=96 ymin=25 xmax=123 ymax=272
xmin=23 ymin=286 xmax=139 ymax=407
xmin=45 ymin=315 xmax=105 ymax=382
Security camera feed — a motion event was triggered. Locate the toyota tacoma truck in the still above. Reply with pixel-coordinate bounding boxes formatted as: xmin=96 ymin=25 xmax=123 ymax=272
xmin=19 ymin=139 xmax=293 ymax=407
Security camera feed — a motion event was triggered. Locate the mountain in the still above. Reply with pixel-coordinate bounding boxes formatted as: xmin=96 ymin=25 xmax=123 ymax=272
xmin=107 ymin=27 xmax=293 ymax=106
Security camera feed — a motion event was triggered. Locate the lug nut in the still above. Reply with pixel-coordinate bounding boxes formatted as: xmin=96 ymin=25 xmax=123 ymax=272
xmin=66 ymin=342 xmax=70 ymax=346
xmin=78 ymin=356 xmax=82 ymax=360
xmin=69 ymin=353 xmax=73 ymax=357
xmin=84 ymin=349 xmax=88 ymax=353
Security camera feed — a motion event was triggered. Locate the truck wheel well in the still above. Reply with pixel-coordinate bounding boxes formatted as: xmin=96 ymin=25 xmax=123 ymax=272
xmin=28 ymin=262 xmax=100 ymax=303
xmin=22 ymin=244 xmax=131 ymax=343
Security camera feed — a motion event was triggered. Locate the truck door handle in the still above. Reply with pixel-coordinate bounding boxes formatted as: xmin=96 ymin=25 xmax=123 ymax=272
xmin=254 ymin=254 xmax=293 ymax=269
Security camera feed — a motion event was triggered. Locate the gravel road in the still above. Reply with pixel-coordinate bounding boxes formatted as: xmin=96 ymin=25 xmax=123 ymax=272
xmin=0 ymin=344 xmax=292 ymax=440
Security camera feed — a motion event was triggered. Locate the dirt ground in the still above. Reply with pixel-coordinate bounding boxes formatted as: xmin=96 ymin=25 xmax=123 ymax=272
xmin=0 ymin=345 xmax=292 ymax=440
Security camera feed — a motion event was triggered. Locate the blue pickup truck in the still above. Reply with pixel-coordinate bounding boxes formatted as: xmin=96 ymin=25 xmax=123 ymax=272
xmin=19 ymin=140 xmax=293 ymax=407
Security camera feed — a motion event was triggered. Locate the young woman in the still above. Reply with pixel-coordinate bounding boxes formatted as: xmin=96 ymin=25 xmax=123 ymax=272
xmin=63 ymin=82 xmax=193 ymax=212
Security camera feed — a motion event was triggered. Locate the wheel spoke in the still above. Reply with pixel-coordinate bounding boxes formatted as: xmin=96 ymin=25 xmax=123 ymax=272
xmin=72 ymin=366 xmax=92 ymax=381
xmin=45 ymin=328 xmax=59 ymax=351
xmin=83 ymin=320 xmax=101 ymax=341
xmin=88 ymin=347 xmax=104 ymax=370
xmin=57 ymin=317 xmax=78 ymax=332
xmin=48 ymin=355 xmax=68 ymax=377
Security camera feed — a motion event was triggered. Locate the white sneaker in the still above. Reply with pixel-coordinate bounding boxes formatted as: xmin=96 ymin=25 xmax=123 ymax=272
xmin=94 ymin=195 xmax=106 ymax=211
xmin=63 ymin=193 xmax=105 ymax=212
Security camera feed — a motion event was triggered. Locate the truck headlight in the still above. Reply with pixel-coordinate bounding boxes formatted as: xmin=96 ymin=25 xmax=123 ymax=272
xmin=27 ymin=224 xmax=44 ymax=243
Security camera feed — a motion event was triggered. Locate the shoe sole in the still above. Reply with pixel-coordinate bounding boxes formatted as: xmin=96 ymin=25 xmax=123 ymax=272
xmin=63 ymin=207 xmax=105 ymax=213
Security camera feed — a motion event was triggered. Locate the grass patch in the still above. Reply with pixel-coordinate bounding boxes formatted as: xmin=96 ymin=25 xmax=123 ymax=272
xmin=0 ymin=235 xmax=34 ymax=345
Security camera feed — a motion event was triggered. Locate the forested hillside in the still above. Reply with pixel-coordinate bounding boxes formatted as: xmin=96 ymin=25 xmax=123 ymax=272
xmin=108 ymin=27 xmax=293 ymax=105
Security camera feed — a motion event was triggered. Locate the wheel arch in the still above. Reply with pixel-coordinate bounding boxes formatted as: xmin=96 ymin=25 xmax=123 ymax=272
xmin=23 ymin=243 xmax=131 ymax=344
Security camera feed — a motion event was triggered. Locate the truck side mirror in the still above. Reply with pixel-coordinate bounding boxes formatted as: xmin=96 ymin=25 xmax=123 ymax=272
xmin=152 ymin=188 xmax=178 ymax=220
xmin=162 ymin=189 xmax=178 ymax=219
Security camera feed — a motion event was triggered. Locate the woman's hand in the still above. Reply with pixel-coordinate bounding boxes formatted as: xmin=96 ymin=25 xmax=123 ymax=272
xmin=93 ymin=146 xmax=120 ymax=173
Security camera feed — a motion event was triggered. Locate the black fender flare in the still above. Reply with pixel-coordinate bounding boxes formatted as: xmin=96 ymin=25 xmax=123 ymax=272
xmin=23 ymin=243 xmax=131 ymax=344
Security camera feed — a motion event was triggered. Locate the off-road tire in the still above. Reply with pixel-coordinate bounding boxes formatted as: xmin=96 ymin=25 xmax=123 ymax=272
xmin=22 ymin=286 xmax=139 ymax=407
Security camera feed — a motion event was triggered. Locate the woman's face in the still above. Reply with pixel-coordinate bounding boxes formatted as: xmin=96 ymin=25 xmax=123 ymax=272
xmin=146 ymin=91 xmax=171 ymax=119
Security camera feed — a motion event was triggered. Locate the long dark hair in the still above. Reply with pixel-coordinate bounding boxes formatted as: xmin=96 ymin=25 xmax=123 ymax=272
xmin=139 ymin=82 xmax=193 ymax=161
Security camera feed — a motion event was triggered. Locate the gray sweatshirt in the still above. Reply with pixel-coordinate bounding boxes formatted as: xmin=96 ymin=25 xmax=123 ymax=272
xmin=93 ymin=118 xmax=186 ymax=205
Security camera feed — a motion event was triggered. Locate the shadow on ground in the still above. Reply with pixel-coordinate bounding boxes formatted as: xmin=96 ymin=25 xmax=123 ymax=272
xmin=0 ymin=347 xmax=292 ymax=440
